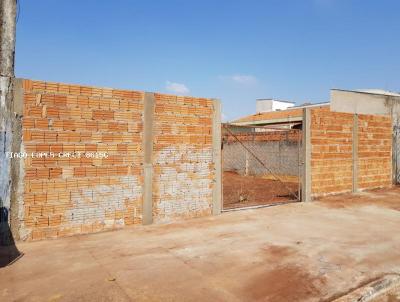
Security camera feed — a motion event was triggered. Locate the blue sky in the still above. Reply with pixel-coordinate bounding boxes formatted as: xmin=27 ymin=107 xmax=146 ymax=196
xmin=16 ymin=0 xmax=400 ymax=120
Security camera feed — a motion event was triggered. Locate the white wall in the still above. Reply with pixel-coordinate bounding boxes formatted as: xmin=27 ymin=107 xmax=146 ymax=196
xmin=256 ymin=99 xmax=294 ymax=113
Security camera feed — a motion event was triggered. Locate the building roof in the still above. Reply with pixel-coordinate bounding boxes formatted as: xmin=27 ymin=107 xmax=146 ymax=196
xmin=232 ymin=103 xmax=329 ymax=125
xmin=256 ymin=98 xmax=295 ymax=104
xmin=357 ymin=89 xmax=400 ymax=97
xmin=232 ymin=108 xmax=303 ymax=125
xmin=332 ymin=88 xmax=400 ymax=97
xmin=232 ymin=88 xmax=400 ymax=126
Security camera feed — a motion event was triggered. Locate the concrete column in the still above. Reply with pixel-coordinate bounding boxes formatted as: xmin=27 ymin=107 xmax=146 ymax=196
xmin=0 ymin=0 xmax=17 ymax=245
xmin=142 ymin=92 xmax=155 ymax=225
xmin=352 ymin=114 xmax=359 ymax=192
xmin=392 ymin=117 xmax=398 ymax=185
xmin=245 ymin=149 xmax=249 ymax=176
xmin=301 ymin=108 xmax=311 ymax=202
xmin=212 ymin=99 xmax=222 ymax=215
xmin=9 ymin=78 xmax=24 ymax=239
xmin=0 ymin=0 xmax=17 ymax=77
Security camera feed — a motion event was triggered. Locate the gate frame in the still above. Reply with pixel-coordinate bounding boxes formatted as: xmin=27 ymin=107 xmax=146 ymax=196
xmin=221 ymin=123 xmax=303 ymax=211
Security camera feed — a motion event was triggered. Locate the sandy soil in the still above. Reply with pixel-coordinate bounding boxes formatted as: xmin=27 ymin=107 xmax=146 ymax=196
xmin=1 ymin=187 xmax=400 ymax=301
xmin=373 ymin=283 xmax=400 ymax=302
xmin=317 ymin=186 xmax=400 ymax=211
xmin=223 ymin=171 xmax=299 ymax=209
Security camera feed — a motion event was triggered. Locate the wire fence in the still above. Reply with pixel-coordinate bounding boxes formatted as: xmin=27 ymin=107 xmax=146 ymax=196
xmin=222 ymin=124 xmax=302 ymax=210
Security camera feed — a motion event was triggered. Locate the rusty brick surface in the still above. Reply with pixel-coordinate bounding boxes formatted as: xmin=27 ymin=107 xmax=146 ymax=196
xmin=21 ymin=80 xmax=145 ymax=240
xmin=358 ymin=114 xmax=392 ymax=189
xmin=310 ymin=107 xmax=392 ymax=197
xmin=19 ymin=80 xmax=216 ymax=240
xmin=310 ymin=107 xmax=354 ymax=196
xmin=152 ymin=94 xmax=214 ymax=222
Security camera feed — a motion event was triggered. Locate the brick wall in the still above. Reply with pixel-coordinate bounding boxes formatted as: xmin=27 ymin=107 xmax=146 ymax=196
xmin=358 ymin=114 xmax=392 ymax=189
xmin=224 ymin=129 xmax=300 ymax=143
xmin=17 ymin=79 xmax=218 ymax=240
xmin=152 ymin=94 xmax=214 ymax=222
xmin=21 ymin=80 xmax=144 ymax=240
xmin=310 ymin=106 xmax=392 ymax=197
xmin=310 ymin=107 xmax=354 ymax=195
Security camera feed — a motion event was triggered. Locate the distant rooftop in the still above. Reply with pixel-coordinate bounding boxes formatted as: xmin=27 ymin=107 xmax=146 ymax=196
xmin=256 ymin=98 xmax=295 ymax=104
xmin=357 ymin=89 xmax=400 ymax=97
xmin=231 ymin=102 xmax=329 ymax=125
xmin=232 ymin=87 xmax=400 ymax=125
xmin=291 ymin=101 xmax=330 ymax=109
xmin=332 ymin=88 xmax=400 ymax=97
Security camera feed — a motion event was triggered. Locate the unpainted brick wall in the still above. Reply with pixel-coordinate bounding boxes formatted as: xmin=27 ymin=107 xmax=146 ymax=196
xmin=358 ymin=114 xmax=392 ymax=189
xmin=310 ymin=107 xmax=392 ymax=196
xmin=310 ymin=107 xmax=354 ymax=195
xmin=18 ymin=80 xmax=217 ymax=240
xmin=21 ymin=80 xmax=144 ymax=240
xmin=152 ymin=94 xmax=214 ymax=222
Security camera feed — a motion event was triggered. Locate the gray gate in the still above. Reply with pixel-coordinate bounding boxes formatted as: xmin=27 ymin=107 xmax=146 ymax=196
xmin=222 ymin=124 xmax=302 ymax=210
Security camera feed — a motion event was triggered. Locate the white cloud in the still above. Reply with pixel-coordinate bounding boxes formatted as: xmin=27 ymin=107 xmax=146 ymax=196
xmin=165 ymin=81 xmax=190 ymax=95
xmin=219 ymin=74 xmax=258 ymax=85
xmin=231 ymin=74 xmax=258 ymax=84
xmin=221 ymin=112 xmax=228 ymax=122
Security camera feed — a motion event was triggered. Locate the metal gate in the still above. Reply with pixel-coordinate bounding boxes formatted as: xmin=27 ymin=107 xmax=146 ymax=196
xmin=222 ymin=124 xmax=302 ymax=210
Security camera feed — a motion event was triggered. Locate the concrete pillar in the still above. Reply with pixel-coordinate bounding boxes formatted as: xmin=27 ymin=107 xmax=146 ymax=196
xmin=352 ymin=114 xmax=359 ymax=192
xmin=0 ymin=0 xmax=17 ymax=245
xmin=392 ymin=116 xmax=399 ymax=185
xmin=142 ymin=92 xmax=155 ymax=225
xmin=0 ymin=0 xmax=17 ymax=77
xmin=245 ymin=150 xmax=249 ymax=176
xmin=301 ymin=108 xmax=311 ymax=202
xmin=9 ymin=78 xmax=24 ymax=239
xmin=212 ymin=99 xmax=222 ymax=215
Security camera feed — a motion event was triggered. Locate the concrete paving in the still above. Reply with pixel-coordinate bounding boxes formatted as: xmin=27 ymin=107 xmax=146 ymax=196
xmin=1 ymin=187 xmax=400 ymax=301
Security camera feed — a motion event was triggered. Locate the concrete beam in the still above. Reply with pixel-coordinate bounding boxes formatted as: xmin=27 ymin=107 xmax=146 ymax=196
xmin=301 ymin=108 xmax=311 ymax=202
xmin=212 ymin=99 xmax=222 ymax=215
xmin=352 ymin=114 xmax=359 ymax=193
xmin=142 ymin=92 xmax=155 ymax=225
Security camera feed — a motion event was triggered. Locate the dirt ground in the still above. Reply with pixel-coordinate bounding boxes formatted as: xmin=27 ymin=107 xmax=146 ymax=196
xmin=223 ymin=171 xmax=299 ymax=209
xmin=373 ymin=283 xmax=400 ymax=302
xmin=317 ymin=186 xmax=400 ymax=211
xmin=1 ymin=187 xmax=400 ymax=301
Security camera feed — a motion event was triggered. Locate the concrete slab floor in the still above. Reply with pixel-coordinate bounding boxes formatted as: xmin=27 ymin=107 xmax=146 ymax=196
xmin=1 ymin=187 xmax=400 ymax=302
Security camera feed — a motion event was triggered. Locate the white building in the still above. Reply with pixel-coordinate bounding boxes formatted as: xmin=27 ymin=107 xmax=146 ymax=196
xmin=256 ymin=99 xmax=295 ymax=113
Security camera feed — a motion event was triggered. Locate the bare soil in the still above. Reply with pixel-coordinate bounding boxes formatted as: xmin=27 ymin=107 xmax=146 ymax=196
xmin=317 ymin=186 xmax=400 ymax=211
xmin=2 ymin=188 xmax=400 ymax=301
xmin=223 ymin=171 xmax=299 ymax=209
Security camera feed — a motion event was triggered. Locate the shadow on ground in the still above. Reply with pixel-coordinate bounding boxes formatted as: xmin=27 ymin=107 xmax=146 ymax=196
xmin=0 ymin=207 xmax=22 ymax=268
